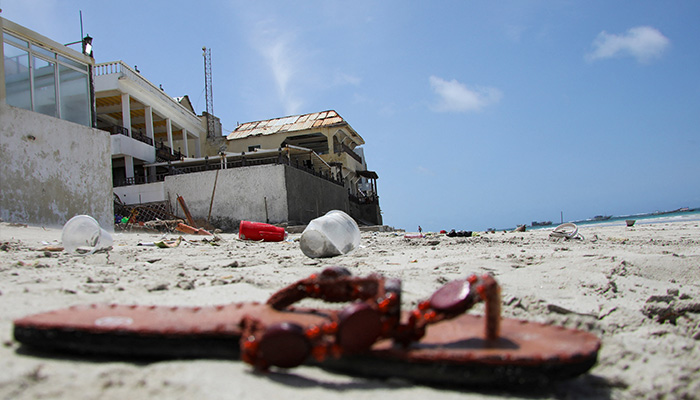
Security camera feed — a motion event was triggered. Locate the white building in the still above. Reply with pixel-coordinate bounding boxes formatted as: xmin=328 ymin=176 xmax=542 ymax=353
xmin=1 ymin=17 xmax=113 ymax=227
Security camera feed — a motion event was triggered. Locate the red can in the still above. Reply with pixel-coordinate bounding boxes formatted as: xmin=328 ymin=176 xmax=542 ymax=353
xmin=239 ymin=221 xmax=286 ymax=242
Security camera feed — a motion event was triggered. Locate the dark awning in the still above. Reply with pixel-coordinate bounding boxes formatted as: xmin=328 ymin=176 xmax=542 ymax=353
xmin=357 ymin=170 xmax=379 ymax=179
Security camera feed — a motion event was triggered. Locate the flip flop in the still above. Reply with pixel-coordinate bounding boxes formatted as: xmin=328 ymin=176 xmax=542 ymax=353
xmin=13 ymin=268 xmax=600 ymax=386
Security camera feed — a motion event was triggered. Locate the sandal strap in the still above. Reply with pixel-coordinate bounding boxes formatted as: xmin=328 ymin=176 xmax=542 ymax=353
xmin=396 ymin=273 xmax=501 ymax=345
xmin=242 ymin=267 xmax=402 ymax=370
xmin=242 ymin=269 xmax=501 ymax=370
xmin=266 ymin=266 xmax=391 ymax=309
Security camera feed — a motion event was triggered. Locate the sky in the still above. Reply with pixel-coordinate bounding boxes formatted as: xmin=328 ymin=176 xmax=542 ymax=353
xmin=3 ymin=1 xmax=700 ymax=231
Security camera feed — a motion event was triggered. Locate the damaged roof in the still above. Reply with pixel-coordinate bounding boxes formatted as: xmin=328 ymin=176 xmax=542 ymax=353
xmin=226 ymin=110 xmax=365 ymax=145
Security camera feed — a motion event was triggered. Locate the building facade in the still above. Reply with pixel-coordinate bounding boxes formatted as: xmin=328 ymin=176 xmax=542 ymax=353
xmin=93 ymin=61 xmax=209 ymax=187
xmin=1 ymin=17 xmax=113 ymax=227
xmin=226 ymin=110 xmax=379 ymax=202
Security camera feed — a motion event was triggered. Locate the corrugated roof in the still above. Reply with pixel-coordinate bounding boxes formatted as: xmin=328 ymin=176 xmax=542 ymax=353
xmin=227 ymin=110 xmax=364 ymax=144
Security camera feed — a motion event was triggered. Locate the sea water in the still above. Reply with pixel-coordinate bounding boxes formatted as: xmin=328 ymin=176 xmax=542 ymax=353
xmin=525 ymin=208 xmax=700 ymax=231
xmin=572 ymin=208 xmax=700 ymax=228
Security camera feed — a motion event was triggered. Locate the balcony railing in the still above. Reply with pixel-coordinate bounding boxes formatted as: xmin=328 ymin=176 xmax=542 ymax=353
xmin=155 ymin=140 xmax=183 ymax=162
xmin=113 ymin=152 xmax=344 ymax=188
xmin=335 ymin=142 xmax=362 ymax=164
xmin=95 ymin=61 xmax=202 ymax=126
xmin=106 ymin=125 xmax=154 ymax=146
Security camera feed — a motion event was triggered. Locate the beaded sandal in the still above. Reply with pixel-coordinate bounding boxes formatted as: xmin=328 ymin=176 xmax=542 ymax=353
xmin=13 ymin=267 xmax=600 ymax=386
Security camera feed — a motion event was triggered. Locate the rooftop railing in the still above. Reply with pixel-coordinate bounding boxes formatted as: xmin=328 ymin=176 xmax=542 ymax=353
xmin=114 ymin=152 xmax=344 ymax=188
xmin=94 ymin=61 xmax=202 ymax=127
xmin=105 ymin=125 xmax=153 ymax=146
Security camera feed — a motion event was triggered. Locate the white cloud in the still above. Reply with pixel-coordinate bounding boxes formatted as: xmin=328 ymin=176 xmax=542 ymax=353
xmin=248 ymin=18 xmax=360 ymax=116
xmin=416 ymin=166 xmax=435 ymax=176
xmin=333 ymin=72 xmax=362 ymax=86
xmin=586 ymin=26 xmax=670 ymax=64
xmin=429 ymin=76 xmax=502 ymax=113
xmin=255 ymin=29 xmax=305 ymax=115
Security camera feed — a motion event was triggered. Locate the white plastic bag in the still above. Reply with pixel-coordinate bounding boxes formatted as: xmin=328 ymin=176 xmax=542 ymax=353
xmin=299 ymin=210 xmax=360 ymax=258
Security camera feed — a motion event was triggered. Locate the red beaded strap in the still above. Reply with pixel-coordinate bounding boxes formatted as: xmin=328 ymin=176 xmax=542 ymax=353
xmin=241 ymin=270 xmax=501 ymax=370
xmin=241 ymin=267 xmax=402 ymax=370
xmin=266 ymin=266 xmax=389 ymax=310
xmin=395 ymin=273 xmax=501 ymax=345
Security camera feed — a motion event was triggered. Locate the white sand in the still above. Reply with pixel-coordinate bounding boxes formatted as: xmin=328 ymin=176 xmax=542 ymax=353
xmin=1 ymin=219 xmax=699 ymax=399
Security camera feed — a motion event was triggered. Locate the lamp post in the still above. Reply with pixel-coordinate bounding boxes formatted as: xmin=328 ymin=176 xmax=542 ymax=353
xmin=82 ymin=35 xmax=93 ymax=57
xmin=65 ymin=34 xmax=93 ymax=57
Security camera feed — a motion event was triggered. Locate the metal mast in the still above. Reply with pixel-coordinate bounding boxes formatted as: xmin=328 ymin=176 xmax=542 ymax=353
xmin=203 ymin=47 xmax=215 ymax=138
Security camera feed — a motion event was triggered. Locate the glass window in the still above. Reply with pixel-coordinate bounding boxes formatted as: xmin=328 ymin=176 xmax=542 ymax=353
xmin=32 ymin=45 xmax=56 ymax=60
xmin=58 ymin=55 xmax=88 ymax=72
xmin=3 ymin=42 xmax=31 ymax=110
xmin=4 ymin=32 xmax=28 ymax=48
xmin=33 ymin=56 xmax=57 ymax=117
xmin=59 ymin=63 xmax=90 ymax=125
xmin=3 ymin=32 xmax=92 ymax=126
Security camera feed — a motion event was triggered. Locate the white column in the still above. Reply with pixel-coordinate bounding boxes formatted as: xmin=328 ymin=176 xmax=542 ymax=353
xmin=181 ymin=130 xmax=189 ymax=157
xmin=125 ymin=155 xmax=134 ymax=181
xmin=166 ymin=118 xmax=173 ymax=154
xmin=194 ymin=135 xmax=201 ymax=158
xmin=121 ymin=93 xmax=131 ymax=137
xmin=144 ymin=106 xmax=154 ymax=142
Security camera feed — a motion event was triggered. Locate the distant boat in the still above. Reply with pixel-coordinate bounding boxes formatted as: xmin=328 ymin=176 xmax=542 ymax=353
xmin=592 ymin=215 xmax=612 ymax=221
xmin=531 ymin=220 xmax=553 ymax=227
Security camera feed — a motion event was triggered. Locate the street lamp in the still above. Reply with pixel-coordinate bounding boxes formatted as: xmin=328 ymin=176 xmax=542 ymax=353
xmin=65 ymin=34 xmax=93 ymax=57
xmin=82 ymin=35 xmax=93 ymax=57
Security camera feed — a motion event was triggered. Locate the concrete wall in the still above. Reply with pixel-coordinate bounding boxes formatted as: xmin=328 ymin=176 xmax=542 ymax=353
xmin=164 ymin=164 xmax=289 ymax=231
xmin=161 ymin=164 xmax=351 ymax=231
xmin=114 ymin=181 xmax=165 ymax=205
xmin=284 ymin=166 xmax=349 ymax=225
xmin=349 ymin=201 xmax=383 ymax=225
xmin=111 ymin=134 xmax=156 ymax=163
xmin=0 ymin=104 xmax=114 ymax=228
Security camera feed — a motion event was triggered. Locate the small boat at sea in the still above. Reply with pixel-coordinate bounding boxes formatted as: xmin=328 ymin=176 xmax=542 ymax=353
xmin=592 ymin=215 xmax=612 ymax=221
xmin=531 ymin=221 xmax=553 ymax=227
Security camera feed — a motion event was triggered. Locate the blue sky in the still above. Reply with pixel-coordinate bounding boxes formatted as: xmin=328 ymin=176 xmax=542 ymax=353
xmin=3 ymin=1 xmax=699 ymax=231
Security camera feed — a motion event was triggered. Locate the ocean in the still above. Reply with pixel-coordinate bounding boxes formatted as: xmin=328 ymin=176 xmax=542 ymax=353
xmin=527 ymin=208 xmax=700 ymax=231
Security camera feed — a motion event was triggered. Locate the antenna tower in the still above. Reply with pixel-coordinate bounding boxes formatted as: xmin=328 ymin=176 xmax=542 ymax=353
xmin=203 ymin=47 xmax=215 ymax=138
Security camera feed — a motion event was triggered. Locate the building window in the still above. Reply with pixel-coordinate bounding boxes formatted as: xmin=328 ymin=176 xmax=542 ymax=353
xmin=2 ymin=31 xmax=91 ymax=126
xmin=3 ymin=40 xmax=31 ymax=109
xmin=58 ymin=62 xmax=90 ymax=125
xmin=32 ymin=55 xmax=57 ymax=117
xmin=248 ymin=145 xmax=261 ymax=152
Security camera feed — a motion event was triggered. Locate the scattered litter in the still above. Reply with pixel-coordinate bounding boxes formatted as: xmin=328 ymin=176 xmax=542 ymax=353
xmin=146 ymin=283 xmax=169 ymax=292
xmin=175 ymin=223 xmax=212 ymax=236
xmin=299 ymin=210 xmax=360 ymax=258
xmin=38 ymin=245 xmax=64 ymax=252
xmin=239 ymin=221 xmax=286 ymax=242
xmin=549 ymin=223 xmax=584 ymax=240
xmin=177 ymin=195 xmax=196 ymax=226
xmin=446 ymin=230 xmax=472 ymax=237
xmin=61 ymin=215 xmax=113 ymax=254
xmin=155 ymin=237 xmax=183 ymax=248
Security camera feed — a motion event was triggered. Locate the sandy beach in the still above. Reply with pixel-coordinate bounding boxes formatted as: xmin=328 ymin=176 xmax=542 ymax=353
xmin=1 ymin=219 xmax=699 ymax=400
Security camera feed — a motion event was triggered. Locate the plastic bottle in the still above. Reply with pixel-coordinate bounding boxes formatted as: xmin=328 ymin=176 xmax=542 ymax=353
xmin=299 ymin=210 xmax=360 ymax=258
xmin=61 ymin=215 xmax=113 ymax=254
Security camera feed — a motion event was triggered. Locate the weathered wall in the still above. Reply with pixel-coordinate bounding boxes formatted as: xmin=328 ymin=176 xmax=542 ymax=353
xmin=164 ymin=164 xmax=289 ymax=231
xmin=349 ymin=201 xmax=383 ymax=225
xmin=284 ymin=166 xmax=349 ymax=225
xmin=114 ymin=182 xmax=165 ymax=205
xmin=111 ymin=134 xmax=156 ymax=162
xmin=0 ymin=104 xmax=114 ymax=228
